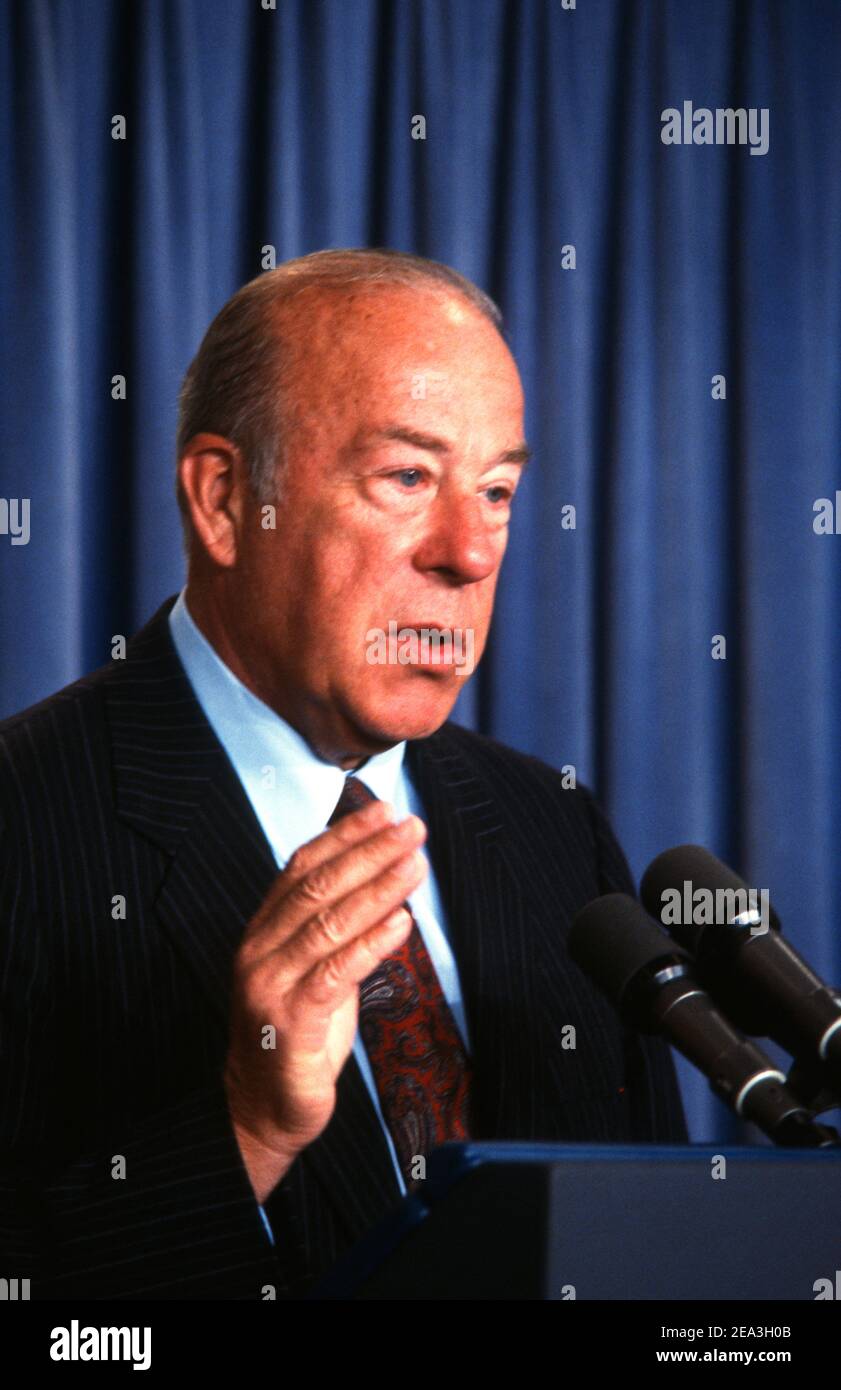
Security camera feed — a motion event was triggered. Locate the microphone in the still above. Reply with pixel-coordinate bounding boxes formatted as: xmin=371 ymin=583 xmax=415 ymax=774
xmin=568 ymin=893 xmax=838 ymax=1147
xmin=640 ymin=845 xmax=841 ymax=1085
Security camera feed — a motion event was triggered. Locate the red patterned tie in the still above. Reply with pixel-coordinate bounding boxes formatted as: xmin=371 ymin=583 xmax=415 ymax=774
xmin=329 ymin=775 xmax=473 ymax=1187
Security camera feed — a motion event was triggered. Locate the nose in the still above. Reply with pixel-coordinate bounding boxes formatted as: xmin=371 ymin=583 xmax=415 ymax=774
xmin=412 ymin=491 xmax=505 ymax=585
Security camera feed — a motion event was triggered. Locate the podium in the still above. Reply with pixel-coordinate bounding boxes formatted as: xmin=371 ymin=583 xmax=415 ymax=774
xmin=312 ymin=1142 xmax=841 ymax=1299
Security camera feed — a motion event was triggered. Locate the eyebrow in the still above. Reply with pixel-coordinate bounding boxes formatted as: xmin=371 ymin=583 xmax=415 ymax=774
xmin=357 ymin=425 xmax=532 ymax=468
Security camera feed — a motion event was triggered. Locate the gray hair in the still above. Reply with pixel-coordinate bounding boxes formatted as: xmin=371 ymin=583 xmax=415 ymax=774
xmin=175 ymin=248 xmax=503 ymax=536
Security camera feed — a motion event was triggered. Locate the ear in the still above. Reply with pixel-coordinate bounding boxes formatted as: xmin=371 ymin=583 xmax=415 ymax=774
xmin=178 ymin=433 xmax=249 ymax=567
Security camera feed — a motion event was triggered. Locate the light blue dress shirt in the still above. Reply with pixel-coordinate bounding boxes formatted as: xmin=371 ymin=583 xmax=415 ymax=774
xmin=168 ymin=590 xmax=469 ymax=1242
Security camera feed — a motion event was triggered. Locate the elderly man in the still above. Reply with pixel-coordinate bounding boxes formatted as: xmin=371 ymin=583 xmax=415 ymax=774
xmin=0 ymin=249 xmax=685 ymax=1299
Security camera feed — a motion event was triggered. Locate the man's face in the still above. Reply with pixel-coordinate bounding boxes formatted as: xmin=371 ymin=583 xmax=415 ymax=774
xmin=230 ymin=284 xmax=528 ymax=765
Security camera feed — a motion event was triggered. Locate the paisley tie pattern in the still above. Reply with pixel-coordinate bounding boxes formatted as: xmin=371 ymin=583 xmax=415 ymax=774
xmin=328 ymin=775 xmax=473 ymax=1188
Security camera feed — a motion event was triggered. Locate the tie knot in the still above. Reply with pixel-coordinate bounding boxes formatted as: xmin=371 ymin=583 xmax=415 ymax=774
xmin=329 ymin=775 xmax=378 ymax=825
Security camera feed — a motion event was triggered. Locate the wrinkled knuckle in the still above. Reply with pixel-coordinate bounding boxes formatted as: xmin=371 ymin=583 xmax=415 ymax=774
xmin=357 ymin=934 xmax=381 ymax=972
xmin=311 ymin=906 xmax=344 ymax=946
xmin=314 ymin=954 xmax=344 ymax=993
xmin=297 ymin=866 xmax=333 ymax=906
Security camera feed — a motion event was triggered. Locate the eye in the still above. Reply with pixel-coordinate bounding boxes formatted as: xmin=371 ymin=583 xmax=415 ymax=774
xmin=392 ymin=468 xmax=424 ymax=488
xmin=484 ymin=483 xmax=513 ymax=504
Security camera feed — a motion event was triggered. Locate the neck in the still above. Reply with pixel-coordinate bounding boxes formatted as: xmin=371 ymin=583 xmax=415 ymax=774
xmin=183 ymin=580 xmax=390 ymax=771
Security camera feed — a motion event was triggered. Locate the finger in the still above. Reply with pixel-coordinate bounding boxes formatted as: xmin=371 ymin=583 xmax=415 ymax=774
xmin=275 ymin=845 xmax=428 ymax=984
xmin=244 ymin=798 xmax=396 ymax=934
xmin=295 ymin=905 xmax=416 ymax=1009
xmin=283 ymin=798 xmax=395 ymax=886
xmin=246 ymin=813 xmax=427 ymax=956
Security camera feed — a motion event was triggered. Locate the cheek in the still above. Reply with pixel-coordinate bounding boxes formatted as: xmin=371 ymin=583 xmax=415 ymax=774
xmin=303 ymin=557 xmax=388 ymax=663
xmin=315 ymin=522 xmax=386 ymax=591
xmin=324 ymin=535 xmax=415 ymax=617
xmin=466 ymin=572 xmax=500 ymax=622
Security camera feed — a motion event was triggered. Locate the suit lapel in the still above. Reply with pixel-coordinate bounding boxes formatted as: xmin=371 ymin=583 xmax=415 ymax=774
xmin=406 ymin=732 xmax=541 ymax=1138
xmin=409 ymin=731 xmax=633 ymax=1142
xmin=105 ymin=597 xmax=401 ymax=1245
xmin=105 ymin=596 xmax=278 ymax=1021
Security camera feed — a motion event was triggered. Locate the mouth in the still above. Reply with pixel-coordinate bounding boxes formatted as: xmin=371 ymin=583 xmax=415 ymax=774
xmin=365 ymin=620 xmax=477 ymax=678
xmin=394 ymin=622 xmax=473 ymax=671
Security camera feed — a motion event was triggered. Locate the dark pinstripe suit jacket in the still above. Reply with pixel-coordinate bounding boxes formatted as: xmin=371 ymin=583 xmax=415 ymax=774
xmin=0 ymin=596 xmax=686 ymax=1299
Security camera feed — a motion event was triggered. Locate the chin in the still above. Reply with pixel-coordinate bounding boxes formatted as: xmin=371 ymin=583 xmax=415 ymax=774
xmin=358 ymin=676 xmax=462 ymax=746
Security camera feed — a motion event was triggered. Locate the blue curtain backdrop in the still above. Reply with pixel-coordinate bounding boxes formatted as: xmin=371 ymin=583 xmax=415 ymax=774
xmin=1 ymin=0 xmax=840 ymax=1144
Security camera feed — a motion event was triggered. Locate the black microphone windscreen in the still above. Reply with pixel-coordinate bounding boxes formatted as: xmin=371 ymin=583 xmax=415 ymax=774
xmin=640 ymin=843 xmax=781 ymax=951
xmin=569 ymin=893 xmax=687 ymax=1006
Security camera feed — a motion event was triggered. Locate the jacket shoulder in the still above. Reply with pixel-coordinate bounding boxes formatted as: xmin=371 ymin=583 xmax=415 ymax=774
xmin=428 ymin=719 xmax=594 ymax=808
xmin=0 ymin=659 xmax=114 ymax=738
xmin=422 ymin=720 xmax=635 ymax=896
xmin=0 ymin=658 xmax=115 ymax=763
xmin=0 ymin=660 xmax=121 ymax=860
xmin=0 ymin=596 xmax=176 ymax=810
